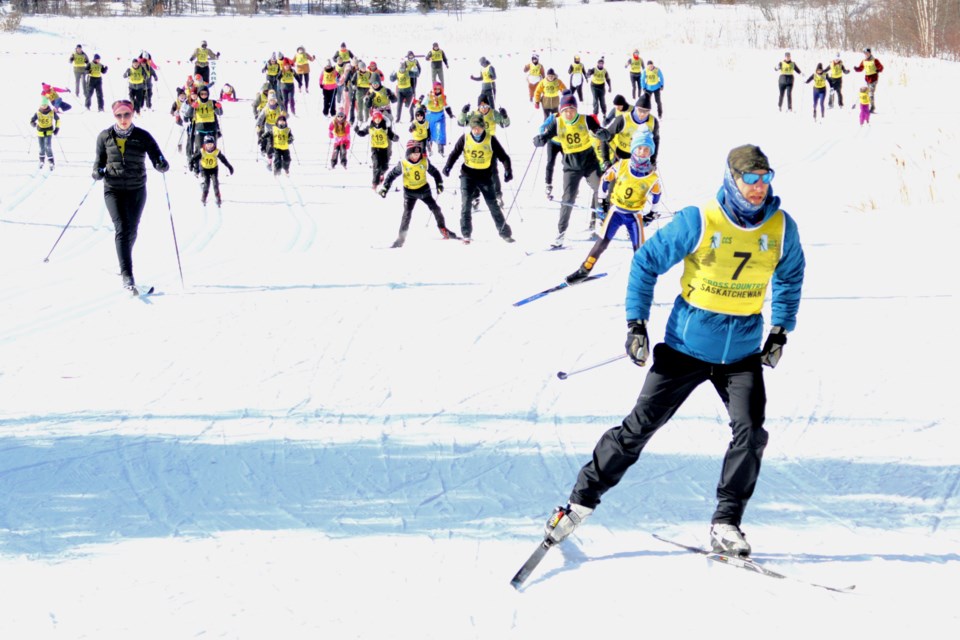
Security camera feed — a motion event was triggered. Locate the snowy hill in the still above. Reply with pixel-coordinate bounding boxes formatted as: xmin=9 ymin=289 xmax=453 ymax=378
xmin=1 ymin=4 xmax=958 ymax=638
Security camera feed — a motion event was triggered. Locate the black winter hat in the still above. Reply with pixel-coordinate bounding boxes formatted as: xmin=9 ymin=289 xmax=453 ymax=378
xmin=479 ymin=56 xmax=489 ymax=66
xmin=478 ymin=95 xmax=490 ymax=107
xmin=612 ymin=94 xmax=628 ymax=108
xmin=727 ymin=144 xmax=771 ymax=175
xmin=635 ymin=93 xmax=652 ymax=110
xmin=546 ymin=68 xmax=556 ymax=76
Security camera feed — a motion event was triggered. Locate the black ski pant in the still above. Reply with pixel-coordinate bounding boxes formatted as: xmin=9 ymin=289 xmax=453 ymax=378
xmin=371 ymin=147 xmax=391 ymax=186
xmin=129 ymin=86 xmax=145 ymax=114
xmin=322 ymin=87 xmax=336 ymax=116
xmin=74 ymin=69 xmax=88 ymax=98
xmin=629 ymin=73 xmax=642 ymax=99
xmin=778 ymin=76 xmax=795 ymax=110
xmin=104 ymin=186 xmax=148 ymax=284
xmin=398 ymin=187 xmax=448 ymax=241
xmin=295 ymin=72 xmax=311 ymax=91
xmin=37 ymin=135 xmax=54 ymax=162
xmin=645 ymin=88 xmax=663 ymax=117
xmin=396 ymin=89 xmax=414 ymax=122
xmin=479 ymin=84 xmax=496 ymax=110
xmin=591 ymin=83 xmax=607 ymax=116
xmin=273 ymin=148 xmax=292 ymax=174
xmin=144 ymin=82 xmax=155 ymax=109
xmin=195 ymin=64 xmax=210 ymax=83
xmin=570 ymin=344 xmax=769 ymax=527
xmin=545 ymin=143 xmax=563 ymax=188
xmin=570 ymin=83 xmax=583 ymax=101
xmin=459 ymin=171 xmax=511 ymax=240
xmin=200 ymin=168 xmax=221 ymax=202
xmin=85 ymin=78 xmax=104 ymax=111
xmin=827 ymin=77 xmax=844 ymax=107
xmin=558 ymin=160 xmax=601 ymax=234
xmin=281 ymin=83 xmax=296 ymax=115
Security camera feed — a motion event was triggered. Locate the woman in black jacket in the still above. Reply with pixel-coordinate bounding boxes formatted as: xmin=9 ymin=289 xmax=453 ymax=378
xmin=92 ymin=99 xmax=169 ymax=294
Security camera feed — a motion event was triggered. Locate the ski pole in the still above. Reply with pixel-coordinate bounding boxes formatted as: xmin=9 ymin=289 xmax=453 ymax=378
xmin=557 ymin=353 xmax=628 ymax=380
xmin=54 ymin=134 xmax=68 ymax=163
xmin=43 ymin=179 xmax=97 ymax=262
xmin=162 ymin=173 xmax=185 ymax=288
xmin=325 ymin=136 xmax=333 ymax=168
xmin=291 ymin=141 xmax=301 ymax=166
xmin=500 ymin=146 xmax=539 ymax=233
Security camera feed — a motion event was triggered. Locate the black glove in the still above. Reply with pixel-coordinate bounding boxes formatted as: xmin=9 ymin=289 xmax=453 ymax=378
xmin=760 ymin=326 xmax=787 ymax=368
xmin=625 ymin=320 xmax=650 ymax=366
xmin=390 ymin=132 xmax=399 ymax=142
xmin=155 ymin=156 xmax=170 ymax=173
xmin=594 ymin=128 xmax=612 ymax=142
xmin=532 ymin=135 xmax=546 ymax=148
xmin=92 ymin=167 xmax=105 ymax=181
xmin=503 ymin=168 xmax=513 ymax=182
xmin=445 ymin=106 xmax=454 ymax=118
xmin=461 ymin=104 xmax=469 ymax=114
xmin=436 ymin=183 xmax=444 ymax=194
xmin=54 ymin=128 xmax=60 ymax=136
xmin=442 ymin=166 xmax=451 ymax=178
xmin=499 ymin=107 xmax=507 ymax=118
xmin=228 ymin=167 xmax=234 ymax=176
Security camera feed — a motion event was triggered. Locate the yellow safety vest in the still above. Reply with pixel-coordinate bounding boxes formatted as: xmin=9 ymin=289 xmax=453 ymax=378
xmin=527 ymin=63 xmax=543 ymax=81
xmin=396 ymin=69 xmax=411 ymax=90
xmin=812 ymin=73 xmax=827 ymax=89
xmin=609 ymin=160 xmax=659 ymax=212
xmin=557 ymin=115 xmax=592 ymax=154
xmin=464 ymin=134 xmax=493 ymax=169
xmin=357 ymin=70 xmax=371 ymax=89
xmin=296 ymin=52 xmax=310 ymax=66
xmin=371 ymin=89 xmax=391 ymax=108
xmin=402 ymin=158 xmax=429 ymax=189
xmin=430 ymin=49 xmax=444 ymax=62
xmin=859 ymin=90 xmax=871 ymax=105
xmin=264 ymin=106 xmax=283 ymax=125
xmin=862 ymin=59 xmax=877 ymax=75
xmin=644 ymin=67 xmax=659 ymax=85
xmin=613 ymin=111 xmax=640 ymax=153
xmin=280 ymin=68 xmax=295 ymax=84
xmin=72 ymin=53 xmax=88 ymax=69
xmin=480 ymin=109 xmax=498 ymax=137
xmin=828 ymin=62 xmax=844 ymax=79
xmin=89 ymin=62 xmax=104 ymax=78
xmin=370 ymin=127 xmax=390 ymax=149
xmin=406 ymin=59 xmax=419 ymax=74
xmin=628 ymin=58 xmax=643 ymax=73
xmin=481 ymin=65 xmax=494 ymax=84
xmin=200 ymin=148 xmax=220 ymax=170
xmin=193 ymin=100 xmax=216 ymax=124
xmin=196 ymin=49 xmax=210 ymax=64
xmin=591 ymin=68 xmax=607 ymax=85
xmin=322 ymin=69 xmax=337 ymax=85
xmin=35 ymin=110 xmax=55 ymax=134
xmin=266 ymin=62 xmax=279 ymax=77
xmin=272 ymin=126 xmax=291 ymax=150
xmin=127 ymin=66 xmax=145 ymax=85
xmin=779 ymin=61 xmax=794 ymax=75
xmin=679 ymin=200 xmax=785 ymax=316
xmin=411 ymin=121 xmax=429 ymax=141
xmin=337 ymin=50 xmax=351 ymax=63
xmin=570 ymin=62 xmax=584 ymax=77
xmin=426 ymin=92 xmax=446 ymax=112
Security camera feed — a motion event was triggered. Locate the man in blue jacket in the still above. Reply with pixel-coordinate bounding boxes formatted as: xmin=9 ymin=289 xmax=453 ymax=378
xmin=544 ymin=144 xmax=805 ymax=557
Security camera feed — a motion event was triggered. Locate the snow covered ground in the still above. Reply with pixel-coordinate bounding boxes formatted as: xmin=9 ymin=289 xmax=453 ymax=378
xmin=1 ymin=3 xmax=958 ymax=638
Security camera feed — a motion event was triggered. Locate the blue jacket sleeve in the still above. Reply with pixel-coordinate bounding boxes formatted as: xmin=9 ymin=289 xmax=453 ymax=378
xmin=625 ymin=206 xmax=702 ymax=322
xmin=770 ymin=212 xmax=805 ymax=331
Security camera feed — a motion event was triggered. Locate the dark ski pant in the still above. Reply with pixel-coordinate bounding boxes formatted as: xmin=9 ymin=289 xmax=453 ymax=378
xmin=645 ymin=88 xmax=663 ymax=117
xmin=827 ymin=77 xmax=844 ymax=107
xmin=129 ymin=86 xmax=145 ymax=114
xmin=85 ymin=77 xmax=104 ymax=110
xmin=431 ymin=63 xmax=444 ymax=86
xmin=398 ymin=187 xmax=448 ymax=241
xmin=569 ymin=344 xmax=769 ymax=527
xmin=558 ymin=162 xmax=601 ymax=234
xmin=74 ymin=69 xmax=88 ymax=97
xmin=281 ymin=83 xmax=296 ymax=115
xmin=354 ymin=88 xmax=369 ymax=122
xmin=396 ymin=89 xmax=414 ymax=122
xmin=629 ymin=72 xmax=642 ymax=99
xmin=295 ymin=72 xmax=310 ymax=91
xmin=591 ymin=83 xmax=607 ymax=116
xmin=331 ymin=143 xmax=349 ymax=167
xmin=459 ymin=172 xmax=512 ymax=240
xmin=479 ymin=84 xmax=496 ymax=110
xmin=570 ymin=83 xmax=583 ymax=102
xmin=778 ymin=76 xmax=795 ymax=110
xmin=37 ymin=135 xmax=54 ymax=162
xmin=144 ymin=82 xmax=155 ymax=109
xmin=371 ymin=147 xmax=391 ymax=186
xmin=545 ymin=143 xmax=563 ymax=187
xmin=322 ymin=87 xmax=336 ymax=117
xmin=812 ymin=87 xmax=826 ymax=117
xmin=274 ymin=148 xmax=292 ymax=174
xmin=200 ymin=168 xmax=221 ymax=202
xmin=104 ymin=186 xmax=148 ymax=284
xmin=195 ymin=64 xmax=210 ymax=83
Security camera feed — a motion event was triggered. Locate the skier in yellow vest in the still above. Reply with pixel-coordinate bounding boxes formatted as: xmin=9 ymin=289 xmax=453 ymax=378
xmin=826 ymin=53 xmax=850 ymax=109
xmin=586 ymin=58 xmax=612 ymax=117
xmin=603 ymin=92 xmax=660 ymax=168
xmin=542 ymin=144 xmax=805 ymax=561
xmin=189 ymin=135 xmax=234 ymax=207
xmin=262 ymin=53 xmax=281 ymax=94
xmin=533 ymin=68 xmax=567 ymax=121
xmin=69 ymin=44 xmax=89 ymax=99
xmin=377 ymin=140 xmax=459 ymax=248
xmin=524 ymin=54 xmax=544 ymax=102
xmin=189 ymin=40 xmax=219 ymax=83
xmin=84 ymin=54 xmax=108 ymax=112
xmin=267 ymin=114 xmax=294 ymax=176
xmin=320 ymin=61 xmax=339 ymax=117
xmin=565 ymin=129 xmax=661 ymax=284
xmin=532 ymin=93 xmax=612 ymax=248
xmin=442 ymin=113 xmax=515 ymax=244
xmin=30 ymin=98 xmax=60 ymax=171
xmin=390 ymin=59 xmax=416 ymax=123
xmin=640 ymin=60 xmax=664 ymax=118
xmin=123 ymin=58 xmax=147 ymax=114
xmin=409 ymin=105 xmax=431 ymax=149
xmin=356 ymin=109 xmax=400 ymax=188
xmin=426 ymin=42 xmax=449 ymax=85
xmin=854 ymin=48 xmax=883 ymax=113
xmin=471 ymin=56 xmax=497 ymax=110
xmin=625 ymin=49 xmax=644 ymax=100
xmin=775 ymin=52 xmax=801 ymax=112
xmin=567 ymin=55 xmax=585 ymax=102
xmin=294 ymin=46 xmax=316 ymax=93
xmin=805 ymin=63 xmax=828 ymax=121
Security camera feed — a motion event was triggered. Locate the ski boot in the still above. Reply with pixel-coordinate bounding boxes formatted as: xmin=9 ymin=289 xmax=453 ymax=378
xmin=565 ymin=265 xmax=593 ymax=285
xmin=439 ymin=227 xmax=459 ymax=240
xmin=545 ymin=184 xmax=553 ymax=200
xmin=550 ymin=232 xmax=565 ymax=249
xmin=48 ymin=159 xmax=55 ymax=172
xmin=709 ymin=523 xmax=751 ymax=557
xmin=544 ymin=504 xmax=593 ymax=544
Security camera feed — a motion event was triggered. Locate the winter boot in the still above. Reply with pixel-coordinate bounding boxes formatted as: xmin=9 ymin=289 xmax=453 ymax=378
xmin=544 ymin=504 xmax=593 ymax=544
xmin=215 ymin=191 xmax=222 ymax=206
xmin=550 ymin=232 xmax=565 ymax=249
xmin=39 ymin=157 xmax=45 ymax=169
xmin=48 ymin=159 xmax=55 ymax=171
xmin=709 ymin=523 xmax=751 ymax=557
xmin=390 ymin=236 xmax=405 ymax=248
xmin=439 ymin=227 xmax=458 ymax=240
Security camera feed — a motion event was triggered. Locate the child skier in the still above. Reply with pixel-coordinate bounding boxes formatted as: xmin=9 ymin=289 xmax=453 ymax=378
xmin=41 ymin=83 xmax=72 ymax=113
xmin=329 ymin=109 xmax=351 ymax=169
xmin=30 ymin=98 xmax=60 ymax=170
xmin=265 ymin=114 xmax=294 ymax=175
xmin=409 ymin=105 xmax=430 ymax=149
xmin=805 ymin=63 xmax=827 ymax=120
xmin=377 ymin=140 xmax=459 ymax=248
xmin=422 ymin=81 xmax=454 ymax=155
xmin=189 ymin=135 xmax=235 ymax=206
xmin=858 ymin=86 xmax=872 ymax=126
xmin=355 ymin=109 xmax=399 ymax=188
xmin=565 ymin=130 xmax=661 ymax=284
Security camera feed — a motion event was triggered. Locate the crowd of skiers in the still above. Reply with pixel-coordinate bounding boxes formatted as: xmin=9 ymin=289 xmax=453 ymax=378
xmin=776 ymin=48 xmax=883 ymax=124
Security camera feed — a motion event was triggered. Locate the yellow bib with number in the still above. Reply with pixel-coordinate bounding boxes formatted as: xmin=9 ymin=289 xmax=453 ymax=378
xmin=411 ymin=121 xmax=429 ymax=141
xmin=779 ymin=61 xmax=794 ymax=75
xmin=200 ymin=148 xmax=220 ymax=170
xmin=481 ymin=65 xmax=494 ymax=83
xmin=430 ymin=49 xmax=444 ymax=62
xmin=541 ymin=78 xmax=561 ymax=98
xmin=557 ymin=115 xmax=592 ymax=154
xmin=402 ymin=158 xmax=428 ymax=189
xmin=609 ymin=160 xmax=659 ymax=211
xmin=73 ymin=53 xmax=88 ymax=69
xmin=629 ymin=58 xmax=643 ymax=73
xmin=613 ymin=112 xmax=640 ymax=153
xmin=862 ymin=59 xmax=877 ymax=75
xmin=679 ymin=200 xmax=785 ymax=316
xmin=829 ymin=62 xmax=844 ymax=79
xmin=370 ymin=127 xmax=389 ymax=149
xmin=396 ymin=69 xmax=411 ymax=90
xmin=273 ymin=127 xmax=291 ymax=150
xmin=591 ymin=68 xmax=607 ymax=85
xmin=128 ymin=66 xmax=145 ymax=85
xmin=464 ymin=134 xmax=493 ymax=169
xmin=194 ymin=101 xmax=216 ymax=124
xmin=812 ymin=74 xmax=827 ymax=89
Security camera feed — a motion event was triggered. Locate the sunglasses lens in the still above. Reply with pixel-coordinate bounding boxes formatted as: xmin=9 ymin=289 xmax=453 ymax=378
xmin=741 ymin=171 xmax=774 ymax=185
